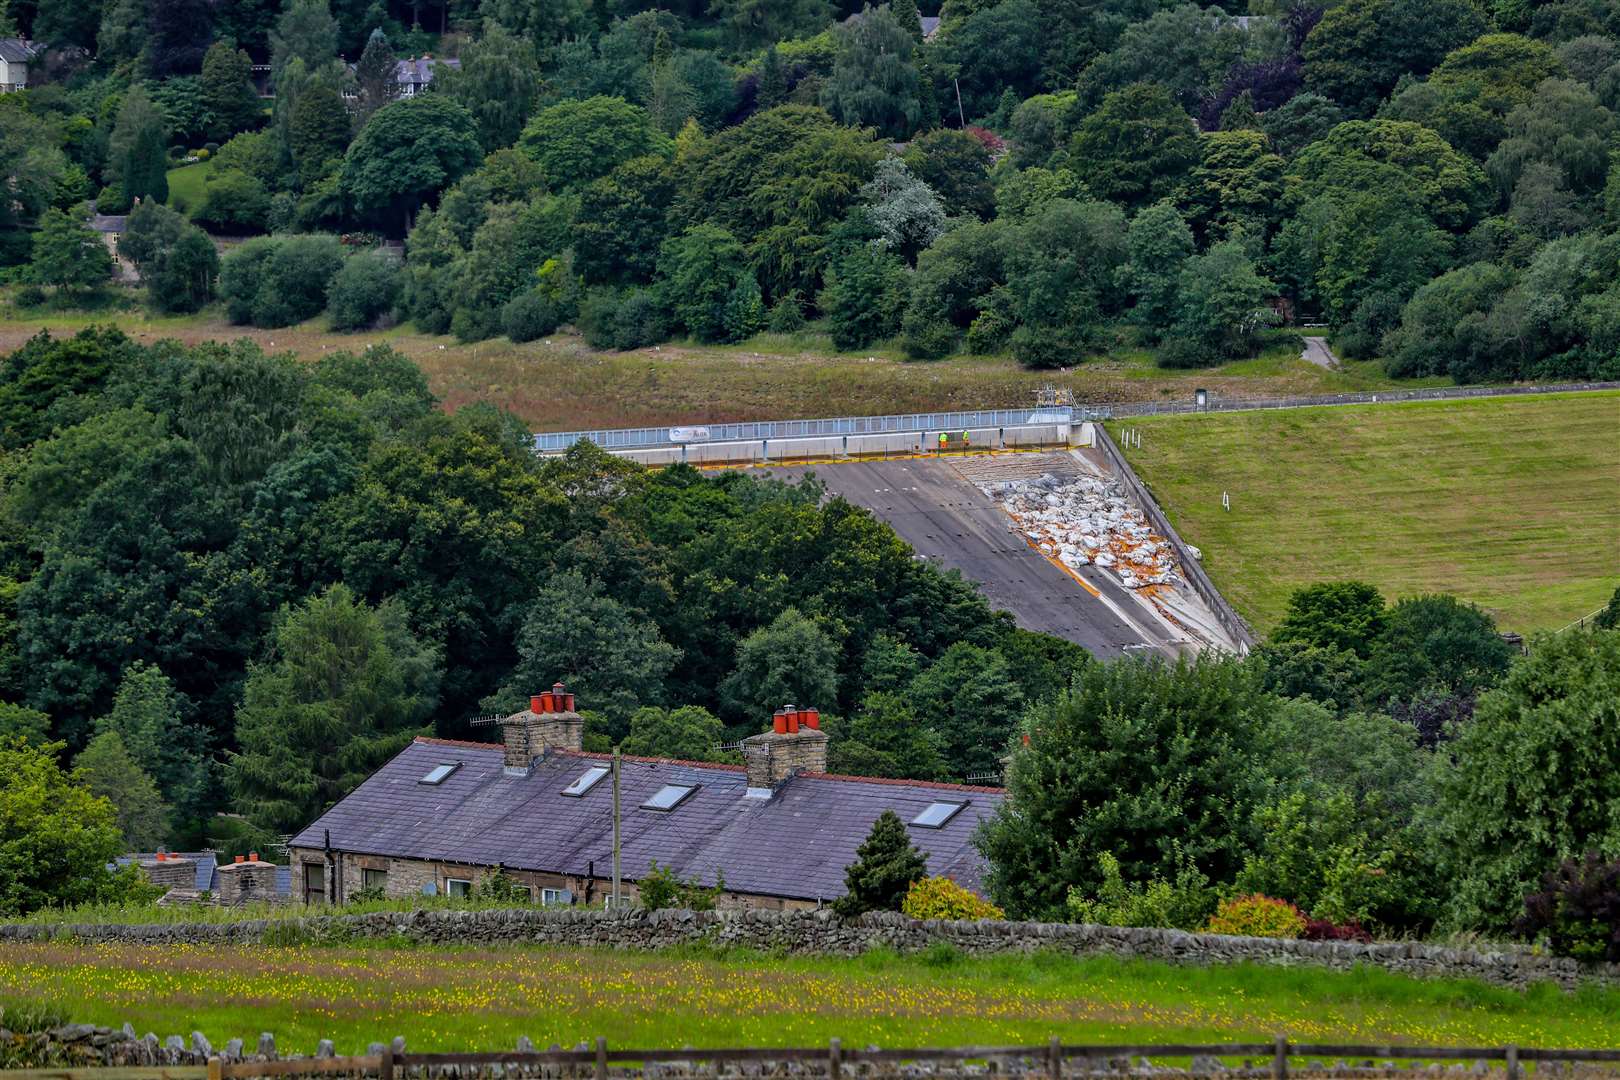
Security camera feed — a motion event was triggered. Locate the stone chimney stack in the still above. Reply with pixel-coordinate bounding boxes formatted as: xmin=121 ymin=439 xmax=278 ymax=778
xmin=139 ymin=852 xmax=196 ymax=892
xmin=501 ymin=682 xmax=584 ymax=775
xmin=216 ymin=852 xmax=280 ymax=906
xmin=741 ymin=705 xmax=828 ymax=796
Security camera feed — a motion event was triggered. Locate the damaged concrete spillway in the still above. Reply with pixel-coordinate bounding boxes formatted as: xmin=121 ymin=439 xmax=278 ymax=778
xmin=779 ymin=449 xmax=1247 ymax=659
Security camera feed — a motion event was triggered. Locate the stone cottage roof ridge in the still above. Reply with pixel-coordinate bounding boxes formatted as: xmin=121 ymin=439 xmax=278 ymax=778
xmin=413 ymin=735 xmax=1005 ymax=792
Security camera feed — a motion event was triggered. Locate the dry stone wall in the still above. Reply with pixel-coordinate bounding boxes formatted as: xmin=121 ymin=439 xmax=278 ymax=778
xmin=3 ymin=908 xmax=1615 ymax=991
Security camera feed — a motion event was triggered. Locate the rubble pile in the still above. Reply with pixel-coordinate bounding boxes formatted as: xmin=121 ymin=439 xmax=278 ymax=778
xmin=982 ymin=473 xmax=1181 ymax=590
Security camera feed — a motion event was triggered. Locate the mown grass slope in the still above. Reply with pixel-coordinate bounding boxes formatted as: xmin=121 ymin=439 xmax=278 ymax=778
xmin=1124 ymin=391 xmax=1620 ymax=634
xmin=3 ymin=942 xmax=1617 ymax=1050
xmin=163 ymin=160 xmax=214 ymax=217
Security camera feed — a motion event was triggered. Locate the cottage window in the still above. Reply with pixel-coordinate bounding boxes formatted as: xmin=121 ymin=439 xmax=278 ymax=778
xmin=910 ymin=801 xmax=967 ymax=829
xmin=420 ymin=762 xmax=460 ymax=785
xmin=641 ymin=783 xmax=698 ymax=811
xmin=540 ymin=887 xmax=569 ymax=906
xmin=362 ymin=867 xmax=389 ymax=892
xmin=561 ymin=766 xmax=609 ymax=797
xmin=445 ymin=878 xmax=472 ymax=897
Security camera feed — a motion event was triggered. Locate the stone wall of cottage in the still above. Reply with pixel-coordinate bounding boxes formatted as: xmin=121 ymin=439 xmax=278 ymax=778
xmin=288 ymin=849 xmax=816 ymax=911
xmin=6 ymin=908 xmax=1615 ymax=991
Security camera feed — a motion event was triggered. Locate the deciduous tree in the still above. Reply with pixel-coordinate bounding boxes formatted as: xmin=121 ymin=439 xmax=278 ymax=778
xmin=1433 ymin=630 xmax=1620 ymax=931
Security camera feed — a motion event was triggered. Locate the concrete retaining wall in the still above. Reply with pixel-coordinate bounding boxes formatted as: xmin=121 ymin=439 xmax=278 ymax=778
xmin=1092 ymin=425 xmax=1257 ymax=651
xmin=7 ymin=908 xmax=1612 ymax=991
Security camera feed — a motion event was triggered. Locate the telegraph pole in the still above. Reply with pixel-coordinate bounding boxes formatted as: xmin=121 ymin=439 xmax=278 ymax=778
xmin=611 ymin=746 xmax=622 ymax=908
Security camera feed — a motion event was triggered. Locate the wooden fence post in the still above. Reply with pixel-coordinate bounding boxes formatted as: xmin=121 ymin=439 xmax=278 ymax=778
xmin=829 ymin=1038 xmax=842 ymax=1080
xmin=1271 ymin=1036 xmax=1288 ymax=1080
xmin=596 ymin=1037 xmax=609 ymax=1080
xmin=1505 ymin=1045 xmax=1519 ymax=1080
xmin=1047 ymin=1036 xmax=1062 ymax=1080
xmin=380 ymin=1047 xmax=394 ymax=1080
xmin=209 ymin=1057 xmax=223 ymax=1080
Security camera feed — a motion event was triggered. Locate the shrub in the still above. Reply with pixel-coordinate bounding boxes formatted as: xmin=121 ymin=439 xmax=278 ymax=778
xmin=580 ymin=287 xmax=670 ymax=350
xmin=1204 ymin=894 xmax=1306 ymax=938
xmin=1011 ymin=323 xmax=1087 ymax=369
xmin=1301 ymin=916 xmax=1373 ymax=943
xmin=901 ymin=311 xmax=957 ymax=359
xmin=1516 ymin=852 xmax=1620 ymax=963
xmin=638 ymin=860 xmax=725 ymax=912
xmin=327 ymin=250 xmax=402 ymax=331
xmin=902 ymin=876 xmax=1005 ymax=921
xmin=475 ymin=869 xmax=533 ymax=904
xmin=502 ymin=290 xmax=565 ymax=342
xmin=219 ymin=234 xmax=345 ymax=327
xmin=193 ymin=170 xmax=271 ymax=234
xmin=1065 ymin=851 xmax=1215 ymax=931
xmin=13 ymin=285 xmax=47 ymax=309
xmin=767 ymin=292 xmax=806 ymax=333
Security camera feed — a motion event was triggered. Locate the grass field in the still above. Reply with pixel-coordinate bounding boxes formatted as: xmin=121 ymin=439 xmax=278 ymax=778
xmin=2 ymin=942 xmax=1617 ymax=1050
xmin=164 ymin=160 xmax=214 ymax=216
xmin=0 ymin=297 xmax=1435 ymax=432
xmin=1123 ymin=391 xmax=1620 ymax=634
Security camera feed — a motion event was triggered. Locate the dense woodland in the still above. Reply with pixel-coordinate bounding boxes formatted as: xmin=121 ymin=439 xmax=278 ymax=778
xmin=1 ymin=328 xmax=1617 ymax=949
xmin=2 ymin=0 xmax=1619 ymax=377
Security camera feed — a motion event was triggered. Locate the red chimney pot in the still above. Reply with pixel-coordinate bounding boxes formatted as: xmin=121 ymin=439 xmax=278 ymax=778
xmin=249 ymin=851 xmax=259 ymax=863
xmin=565 ymin=693 xmax=575 ymax=711
xmin=772 ymin=708 xmax=787 ymax=735
xmin=785 ymin=705 xmax=800 ymax=733
xmin=530 ymin=694 xmax=544 ymax=714
xmin=234 ymin=855 xmax=245 ymax=864
xmin=805 ymin=709 xmax=820 ymax=730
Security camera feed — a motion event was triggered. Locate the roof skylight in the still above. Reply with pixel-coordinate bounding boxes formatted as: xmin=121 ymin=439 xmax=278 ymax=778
xmin=641 ymin=783 xmax=698 ymax=811
xmin=561 ymin=766 xmax=610 ymax=797
xmin=911 ymin=801 xmax=967 ymax=829
xmin=420 ymin=762 xmax=460 ymax=785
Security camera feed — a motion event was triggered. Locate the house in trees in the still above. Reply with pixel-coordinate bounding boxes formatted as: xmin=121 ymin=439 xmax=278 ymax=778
xmin=394 ymin=55 xmax=457 ymax=96
xmin=288 ymin=685 xmax=1002 ymax=910
xmin=0 ymin=40 xmax=40 ymax=92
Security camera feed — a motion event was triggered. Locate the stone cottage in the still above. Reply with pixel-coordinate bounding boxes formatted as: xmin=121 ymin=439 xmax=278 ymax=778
xmin=288 ymin=685 xmax=1003 ymax=910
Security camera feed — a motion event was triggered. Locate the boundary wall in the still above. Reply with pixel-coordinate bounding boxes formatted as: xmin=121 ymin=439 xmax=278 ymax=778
xmin=5 ymin=908 xmax=1614 ymax=991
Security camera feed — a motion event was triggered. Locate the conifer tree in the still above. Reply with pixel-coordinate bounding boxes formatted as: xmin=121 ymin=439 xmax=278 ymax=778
xmin=111 ymin=85 xmax=170 ymax=206
xmin=833 ymin=809 xmax=929 ymax=915
xmin=758 ymin=44 xmax=789 ymax=109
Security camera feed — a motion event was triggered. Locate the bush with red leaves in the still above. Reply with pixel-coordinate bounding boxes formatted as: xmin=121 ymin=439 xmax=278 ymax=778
xmin=1302 ymin=916 xmax=1373 ymax=943
xmin=1516 ymin=852 xmax=1620 ymax=963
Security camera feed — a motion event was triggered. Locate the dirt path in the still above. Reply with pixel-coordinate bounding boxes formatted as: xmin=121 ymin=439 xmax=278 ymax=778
xmin=1301 ymin=336 xmax=1341 ymax=370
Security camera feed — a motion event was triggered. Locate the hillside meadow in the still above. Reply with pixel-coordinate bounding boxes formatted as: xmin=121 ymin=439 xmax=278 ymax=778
xmin=3 ymin=942 xmax=1618 ymax=1050
xmin=0 ymin=299 xmax=1427 ymax=432
xmin=1124 ymin=391 xmax=1620 ymax=634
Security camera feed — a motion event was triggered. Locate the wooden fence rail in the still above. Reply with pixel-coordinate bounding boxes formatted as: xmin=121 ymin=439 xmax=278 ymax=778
xmin=7 ymin=1041 xmax=1620 ymax=1080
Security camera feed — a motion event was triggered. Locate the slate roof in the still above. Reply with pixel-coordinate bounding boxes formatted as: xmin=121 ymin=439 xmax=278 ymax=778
xmin=0 ymin=39 xmax=40 ymax=64
xmin=395 ymin=56 xmax=458 ymax=87
xmin=290 ymin=737 xmax=1004 ymax=902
